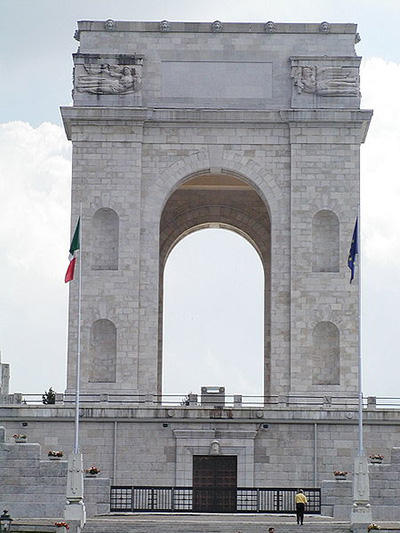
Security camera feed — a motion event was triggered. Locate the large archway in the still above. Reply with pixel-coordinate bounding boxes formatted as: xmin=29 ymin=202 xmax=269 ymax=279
xmin=162 ymin=227 xmax=264 ymax=397
xmin=158 ymin=173 xmax=271 ymax=397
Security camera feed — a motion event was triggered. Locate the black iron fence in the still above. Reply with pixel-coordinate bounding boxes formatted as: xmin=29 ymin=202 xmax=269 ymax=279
xmin=110 ymin=486 xmax=321 ymax=513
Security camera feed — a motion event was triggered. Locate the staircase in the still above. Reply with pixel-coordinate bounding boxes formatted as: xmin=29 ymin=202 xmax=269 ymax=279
xmin=81 ymin=513 xmax=353 ymax=533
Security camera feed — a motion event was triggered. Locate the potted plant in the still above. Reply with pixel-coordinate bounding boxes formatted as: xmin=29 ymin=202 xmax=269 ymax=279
xmin=333 ymin=470 xmax=349 ymax=480
xmin=48 ymin=450 xmax=63 ymax=460
xmin=85 ymin=465 xmax=100 ymax=477
xmin=43 ymin=387 xmax=56 ymax=405
xmin=13 ymin=434 xmax=27 ymax=443
xmin=367 ymin=524 xmax=381 ymax=531
xmin=369 ymin=454 xmax=384 ymax=464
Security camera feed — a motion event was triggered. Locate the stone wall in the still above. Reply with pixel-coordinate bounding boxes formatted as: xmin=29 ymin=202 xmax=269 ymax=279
xmin=2 ymin=406 xmax=400 ymax=519
xmin=321 ymin=478 xmax=353 ymax=519
xmin=0 ymin=405 xmax=398 ymax=485
xmin=368 ymin=448 xmax=400 ymax=521
xmin=321 ymin=448 xmax=400 ymax=521
xmin=0 ymin=427 xmax=109 ymax=519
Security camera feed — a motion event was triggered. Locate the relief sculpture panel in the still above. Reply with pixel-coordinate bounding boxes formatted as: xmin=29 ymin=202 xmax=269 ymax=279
xmin=290 ymin=56 xmax=361 ymax=108
xmin=73 ymin=53 xmax=144 ymax=106
xmin=291 ymin=65 xmax=359 ymax=97
xmin=76 ymin=64 xmax=142 ymax=95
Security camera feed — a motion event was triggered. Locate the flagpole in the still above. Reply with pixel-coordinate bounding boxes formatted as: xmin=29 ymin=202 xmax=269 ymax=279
xmin=357 ymin=203 xmax=363 ymax=456
xmin=350 ymin=204 xmax=371 ymax=527
xmin=64 ymin=206 xmax=86 ymax=530
xmin=74 ymin=202 xmax=83 ymax=454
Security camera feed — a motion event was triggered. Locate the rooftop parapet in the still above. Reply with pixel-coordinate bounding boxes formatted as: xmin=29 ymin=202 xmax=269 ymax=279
xmin=71 ymin=20 xmax=361 ymax=111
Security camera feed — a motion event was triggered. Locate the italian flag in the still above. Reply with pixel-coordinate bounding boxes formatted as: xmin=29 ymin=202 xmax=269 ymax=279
xmin=65 ymin=218 xmax=80 ymax=283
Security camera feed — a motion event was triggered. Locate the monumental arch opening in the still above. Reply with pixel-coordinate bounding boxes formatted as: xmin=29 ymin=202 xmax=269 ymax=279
xmin=160 ymin=174 xmax=269 ymax=397
xmin=62 ymin=20 xmax=372 ymax=402
xmin=162 ymin=228 xmax=265 ymax=397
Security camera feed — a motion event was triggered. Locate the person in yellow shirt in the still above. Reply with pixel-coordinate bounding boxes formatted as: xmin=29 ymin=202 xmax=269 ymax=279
xmin=295 ymin=489 xmax=308 ymax=525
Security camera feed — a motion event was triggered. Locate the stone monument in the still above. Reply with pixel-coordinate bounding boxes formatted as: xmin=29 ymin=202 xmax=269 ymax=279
xmin=2 ymin=21 xmax=387 ymax=523
xmin=62 ymin=20 xmax=372 ymax=404
xmin=0 ymin=350 xmax=10 ymax=397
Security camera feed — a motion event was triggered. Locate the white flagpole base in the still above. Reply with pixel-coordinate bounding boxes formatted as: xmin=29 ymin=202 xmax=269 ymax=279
xmin=64 ymin=452 xmax=86 ymax=530
xmin=351 ymin=455 xmax=372 ymax=526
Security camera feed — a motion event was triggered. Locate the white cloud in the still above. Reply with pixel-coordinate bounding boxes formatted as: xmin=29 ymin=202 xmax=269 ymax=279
xmin=360 ymin=58 xmax=400 ymax=396
xmin=0 ymin=121 xmax=71 ymax=394
xmin=361 ymin=58 xmax=400 ymax=269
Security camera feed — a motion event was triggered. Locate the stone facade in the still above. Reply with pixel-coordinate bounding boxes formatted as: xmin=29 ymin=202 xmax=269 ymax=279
xmin=1 ymin=404 xmax=400 ymax=519
xmin=62 ymin=21 xmax=372 ymax=401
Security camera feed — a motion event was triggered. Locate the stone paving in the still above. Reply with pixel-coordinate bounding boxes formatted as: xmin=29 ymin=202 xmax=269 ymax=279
xmin=10 ymin=514 xmax=400 ymax=533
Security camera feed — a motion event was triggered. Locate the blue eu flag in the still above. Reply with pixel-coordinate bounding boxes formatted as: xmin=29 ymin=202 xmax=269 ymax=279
xmin=348 ymin=218 xmax=358 ymax=283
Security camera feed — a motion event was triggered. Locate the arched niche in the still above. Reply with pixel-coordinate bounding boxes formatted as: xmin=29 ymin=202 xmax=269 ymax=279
xmin=92 ymin=208 xmax=119 ymax=270
xmin=312 ymin=321 xmax=340 ymax=385
xmin=312 ymin=210 xmax=340 ymax=272
xmin=89 ymin=319 xmax=117 ymax=383
xmin=158 ymin=173 xmax=271 ymax=397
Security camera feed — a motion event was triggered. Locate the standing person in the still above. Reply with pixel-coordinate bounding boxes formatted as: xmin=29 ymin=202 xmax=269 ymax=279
xmin=295 ymin=489 xmax=307 ymax=525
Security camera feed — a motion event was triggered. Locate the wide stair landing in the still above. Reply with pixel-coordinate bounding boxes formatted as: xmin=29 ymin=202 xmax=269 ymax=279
xmin=82 ymin=513 xmax=353 ymax=533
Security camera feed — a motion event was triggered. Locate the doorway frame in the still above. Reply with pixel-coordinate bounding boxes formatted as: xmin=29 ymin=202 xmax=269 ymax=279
xmin=173 ymin=428 xmax=257 ymax=486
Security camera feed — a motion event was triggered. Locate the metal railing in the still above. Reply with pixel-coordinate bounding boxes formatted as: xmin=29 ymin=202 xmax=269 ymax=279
xmin=4 ymin=392 xmax=400 ymax=410
xmin=110 ymin=486 xmax=321 ymax=513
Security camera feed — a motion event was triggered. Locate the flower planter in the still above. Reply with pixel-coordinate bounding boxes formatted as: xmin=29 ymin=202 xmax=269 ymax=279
xmin=334 ymin=474 xmax=347 ymax=480
xmin=48 ymin=450 xmax=63 ymax=460
xmin=54 ymin=521 xmax=69 ymax=532
xmin=85 ymin=466 xmax=100 ymax=476
xmin=370 ymin=458 xmax=383 ymax=464
xmin=14 ymin=437 xmax=27 ymax=443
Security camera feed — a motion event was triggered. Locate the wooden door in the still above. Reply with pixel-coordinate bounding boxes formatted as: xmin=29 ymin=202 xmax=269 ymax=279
xmin=193 ymin=455 xmax=237 ymax=512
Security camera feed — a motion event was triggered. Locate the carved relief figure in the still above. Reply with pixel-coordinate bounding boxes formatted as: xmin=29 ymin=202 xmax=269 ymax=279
xmin=104 ymin=19 xmax=116 ymax=31
xmin=76 ymin=64 xmax=142 ymax=95
xmin=159 ymin=20 xmax=170 ymax=32
xmin=212 ymin=20 xmax=223 ymax=32
xmin=265 ymin=21 xmax=276 ymax=33
xmin=210 ymin=440 xmax=221 ymax=455
xmin=292 ymin=66 xmax=359 ymax=97
xmin=292 ymin=66 xmax=317 ymax=94
xmin=319 ymin=21 xmax=331 ymax=34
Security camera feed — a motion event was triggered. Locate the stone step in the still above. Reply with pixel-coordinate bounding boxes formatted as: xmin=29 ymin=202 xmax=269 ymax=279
xmin=81 ymin=514 xmax=352 ymax=533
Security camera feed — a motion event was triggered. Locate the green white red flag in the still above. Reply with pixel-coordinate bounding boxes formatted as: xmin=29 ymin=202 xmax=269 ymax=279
xmin=65 ymin=218 xmax=80 ymax=283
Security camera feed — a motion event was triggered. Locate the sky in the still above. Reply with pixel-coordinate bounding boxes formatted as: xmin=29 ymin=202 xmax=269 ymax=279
xmin=1 ymin=0 xmax=400 ymax=400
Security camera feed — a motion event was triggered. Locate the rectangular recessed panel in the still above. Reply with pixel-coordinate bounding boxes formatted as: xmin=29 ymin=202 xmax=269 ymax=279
xmin=162 ymin=61 xmax=272 ymax=99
